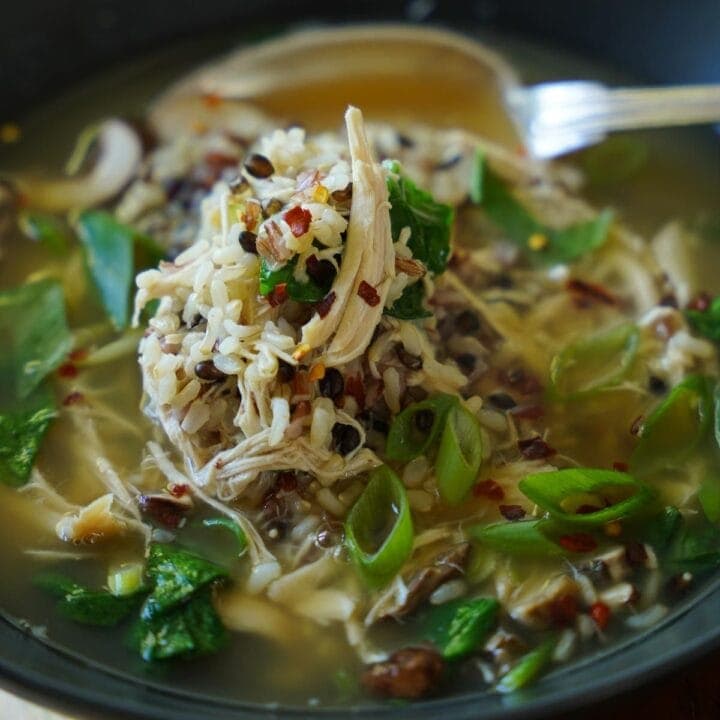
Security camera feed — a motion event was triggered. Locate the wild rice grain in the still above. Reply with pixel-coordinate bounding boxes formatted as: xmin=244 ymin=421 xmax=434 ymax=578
xmin=244 ymin=153 xmax=275 ymax=178
xmin=239 ymin=230 xmax=258 ymax=254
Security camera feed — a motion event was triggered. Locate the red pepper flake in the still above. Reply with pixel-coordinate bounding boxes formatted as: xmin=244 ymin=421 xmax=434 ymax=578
xmin=509 ymin=404 xmax=545 ymax=420
xmin=566 ymin=278 xmax=617 ymax=307
xmin=613 ymin=460 xmax=629 ymax=472
xmin=62 ymin=391 xmax=84 ymax=406
xmin=267 ymin=283 xmax=288 ymax=307
xmin=499 ymin=504 xmax=526 ymax=521
xmin=358 ymin=280 xmax=381 ymax=307
xmin=283 ymin=205 xmax=312 ymax=237
xmin=630 ymin=415 xmax=644 ymax=437
xmin=169 ymin=484 xmax=189 ymax=498
xmin=68 ymin=348 xmax=88 ymax=363
xmin=57 ymin=362 xmax=78 ymax=379
xmin=473 ymin=479 xmax=505 ymax=501
xmin=315 ymin=290 xmax=336 ymax=319
xmin=550 ymin=594 xmax=578 ymax=627
xmin=202 ymin=92 xmax=224 ymax=108
xmin=518 ymin=436 xmax=556 ymax=460
xmin=344 ymin=374 xmax=366 ymax=411
xmin=558 ymin=532 xmax=598 ymax=553
xmin=589 ymin=601 xmax=611 ymax=630
xmin=687 ymin=291 xmax=712 ymax=312
xmin=138 ymin=495 xmax=187 ymax=529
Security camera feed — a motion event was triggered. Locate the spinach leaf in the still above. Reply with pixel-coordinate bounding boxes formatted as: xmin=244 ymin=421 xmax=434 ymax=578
xmin=259 ymin=257 xmax=328 ymax=303
xmin=471 ymin=151 xmax=614 ymax=266
xmin=686 ymin=296 xmax=720 ymax=343
xmin=18 ymin=211 xmax=72 ymax=254
xmin=36 ymin=573 xmax=143 ymax=627
xmin=135 ymin=589 xmax=226 ymax=662
xmin=78 ymin=211 xmax=163 ymax=329
xmin=0 ymin=279 xmax=72 ymax=400
xmin=141 ymin=543 xmax=228 ymax=620
xmin=385 ymin=161 xmax=453 ymax=275
xmin=0 ymin=383 xmax=56 ymax=487
xmin=384 ymin=281 xmax=431 ymax=320
xmin=642 ymin=506 xmax=682 ymax=551
xmin=424 ymin=597 xmax=499 ymax=660
xmin=668 ymin=522 xmax=720 ymax=573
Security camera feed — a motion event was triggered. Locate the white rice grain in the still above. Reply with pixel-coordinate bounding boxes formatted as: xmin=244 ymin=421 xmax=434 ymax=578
xmin=310 ymin=398 xmax=335 ymax=449
xmin=429 ymin=579 xmax=467 ymax=605
xmin=269 ymin=398 xmax=290 ymax=446
xmin=181 ymin=400 xmax=210 ymax=434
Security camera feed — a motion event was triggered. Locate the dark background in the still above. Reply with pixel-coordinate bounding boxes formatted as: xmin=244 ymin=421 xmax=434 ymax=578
xmin=1 ymin=0 xmax=720 ymax=119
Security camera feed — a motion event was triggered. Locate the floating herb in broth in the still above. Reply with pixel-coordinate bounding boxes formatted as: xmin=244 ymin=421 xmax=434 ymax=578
xmin=0 ymin=25 xmax=719 ymax=709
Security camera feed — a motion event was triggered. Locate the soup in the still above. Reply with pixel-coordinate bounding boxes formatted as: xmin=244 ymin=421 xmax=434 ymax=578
xmin=1 ymin=25 xmax=720 ymax=709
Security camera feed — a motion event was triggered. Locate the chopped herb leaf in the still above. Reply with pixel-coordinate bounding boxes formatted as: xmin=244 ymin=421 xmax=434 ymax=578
xmin=471 ymin=152 xmax=614 ymax=266
xmin=18 ymin=211 xmax=72 ymax=254
xmin=470 ymin=519 xmax=565 ymax=557
xmin=77 ymin=210 xmax=163 ymax=329
xmin=642 ymin=506 xmax=682 ymax=551
xmin=0 ymin=279 xmax=72 ymax=400
xmin=36 ymin=573 xmax=143 ymax=627
xmin=699 ymin=475 xmax=720 ymax=523
xmin=385 ymin=160 xmax=453 ymax=275
xmin=141 ymin=543 xmax=228 ymax=620
xmin=134 ymin=588 xmax=226 ymax=661
xmin=0 ymin=382 xmax=56 ymax=487
xmin=384 ymin=281 xmax=431 ymax=320
xmin=686 ymin=295 xmax=720 ymax=343
xmin=668 ymin=521 xmax=720 ymax=573
xmin=259 ymin=257 xmax=328 ymax=303
xmin=424 ymin=597 xmax=499 ymax=660
xmin=497 ymin=637 xmax=555 ymax=693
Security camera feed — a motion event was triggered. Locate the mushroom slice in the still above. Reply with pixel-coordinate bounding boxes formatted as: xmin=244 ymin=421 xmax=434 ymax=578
xmin=55 ymin=493 xmax=126 ymax=544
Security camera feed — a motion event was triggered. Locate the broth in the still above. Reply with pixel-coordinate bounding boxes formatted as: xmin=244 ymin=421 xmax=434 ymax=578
xmin=1 ymin=26 xmax=719 ymax=709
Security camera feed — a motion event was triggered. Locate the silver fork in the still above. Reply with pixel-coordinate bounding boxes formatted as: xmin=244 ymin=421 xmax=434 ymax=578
xmin=505 ymin=82 xmax=720 ymax=158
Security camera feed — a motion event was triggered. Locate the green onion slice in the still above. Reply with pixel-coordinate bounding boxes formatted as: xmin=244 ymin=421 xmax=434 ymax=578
xmin=549 ymin=323 xmax=639 ymax=400
xmin=699 ymin=476 xmax=720 ymax=524
xmin=436 ymin=403 xmax=484 ymax=505
xmin=630 ymin=374 xmax=713 ymax=476
xmin=424 ymin=597 xmax=499 ymax=660
xmin=202 ymin=517 xmax=248 ymax=555
xmin=345 ymin=465 xmax=414 ymax=588
xmin=469 ymin=519 xmax=564 ymax=557
xmin=519 ymin=468 xmax=653 ymax=526
xmin=385 ymin=393 xmax=458 ymax=462
xmin=497 ymin=637 xmax=556 ymax=693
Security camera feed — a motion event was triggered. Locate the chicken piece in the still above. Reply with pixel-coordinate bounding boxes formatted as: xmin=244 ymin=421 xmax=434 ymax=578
xmin=55 ymin=494 xmax=126 ymax=544
xmin=509 ymin=574 xmax=580 ymax=630
xmin=363 ymin=647 xmax=444 ymax=699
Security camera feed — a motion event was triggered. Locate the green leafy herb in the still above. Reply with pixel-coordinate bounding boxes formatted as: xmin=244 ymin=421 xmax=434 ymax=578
xmin=18 ymin=211 xmax=72 ymax=254
xmin=259 ymin=256 xmax=328 ymax=303
xmin=642 ymin=506 xmax=682 ymax=551
xmin=580 ymin=136 xmax=649 ymax=188
xmin=202 ymin=517 xmax=248 ymax=554
xmin=630 ymin=374 xmax=713 ymax=476
xmin=0 ymin=279 xmax=72 ymax=400
xmin=436 ymin=403 xmax=484 ymax=505
xmin=469 ymin=520 xmax=564 ymax=557
xmin=141 ymin=544 xmax=229 ymax=620
xmin=497 ymin=637 xmax=556 ymax=693
xmin=385 ymin=160 xmax=453 ymax=275
xmin=134 ymin=588 xmax=226 ymax=662
xmin=77 ymin=210 xmax=163 ymax=329
xmin=471 ymin=152 xmax=614 ymax=266
xmin=687 ymin=296 xmax=720 ymax=343
xmin=549 ymin=323 xmax=639 ymax=400
xmin=699 ymin=476 xmax=720 ymax=523
xmin=424 ymin=597 xmax=499 ymax=660
xmin=668 ymin=522 xmax=720 ymax=573
xmin=385 ymin=393 xmax=458 ymax=462
xmin=0 ymin=383 xmax=56 ymax=487
xmin=345 ymin=465 xmax=414 ymax=588
xmin=36 ymin=574 xmax=142 ymax=627
xmin=384 ymin=281 xmax=431 ymax=320
xmin=519 ymin=468 xmax=653 ymax=526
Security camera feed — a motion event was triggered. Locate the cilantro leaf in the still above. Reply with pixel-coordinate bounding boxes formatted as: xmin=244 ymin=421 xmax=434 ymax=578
xmin=141 ymin=544 xmax=228 ymax=620
xmin=472 ymin=151 xmax=614 ymax=266
xmin=385 ymin=281 xmax=431 ymax=321
xmin=0 ymin=383 xmax=56 ymax=487
xmin=0 ymin=279 xmax=72 ymax=401
xmin=687 ymin=296 xmax=720 ymax=342
xmin=259 ymin=257 xmax=328 ymax=303
xmin=18 ymin=211 xmax=72 ymax=254
xmin=78 ymin=211 xmax=164 ymax=329
xmin=385 ymin=161 xmax=453 ymax=275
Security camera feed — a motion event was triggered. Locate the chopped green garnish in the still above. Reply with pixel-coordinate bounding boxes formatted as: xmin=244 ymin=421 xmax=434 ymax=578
xmin=687 ymin=296 xmax=720 ymax=343
xmin=630 ymin=374 xmax=713 ymax=476
xmin=141 ymin=543 xmax=229 ymax=620
xmin=699 ymin=476 xmax=720 ymax=523
xmin=424 ymin=597 xmax=499 ymax=660
xmin=202 ymin=517 xmax=248 ymax=555
xmin=259 ymin=256 xmax=330 ymax=303
xmin=77 ymin=210 xmax=163 ymax=329
xmin=471 ymin=152 xmax=614 ymax=266
xmin=519 ymin=468 xmax=653 ymax=526
xmin=0 ymin=383 xmax=56 ymax=487
xmin=642 ymin=506 xmax=682 ymax=551
xmin=18 ymin=211 xmax=72 ymax=254
xmin=469 ymin=520 xmax=564 ymax=557
xmin=385 ymin=393 xmax=458 ymax=463
xmin=345 ymin=465 xmax=414 ymax=588
xmin=549 ymin=323 xmax=639 ymax=400
xmin=668 ymin=521 xmax=720 ymax=573
xmin=384 ymin=281 xmax=431 ymax=321
xmin=36 ymin=573 xmax=143 ymax=627
xmin=497 ymin=637 xmax=555 ymax=693
xmin=581 ymin=136 xmax=649 ymax=188
xmin=108 ymin=563 xmax=146 ymax=597
xmin=0 ymin=279 xmax=72 ymax=400
xmin=436 ymin=403 xmax=484 ymax=505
